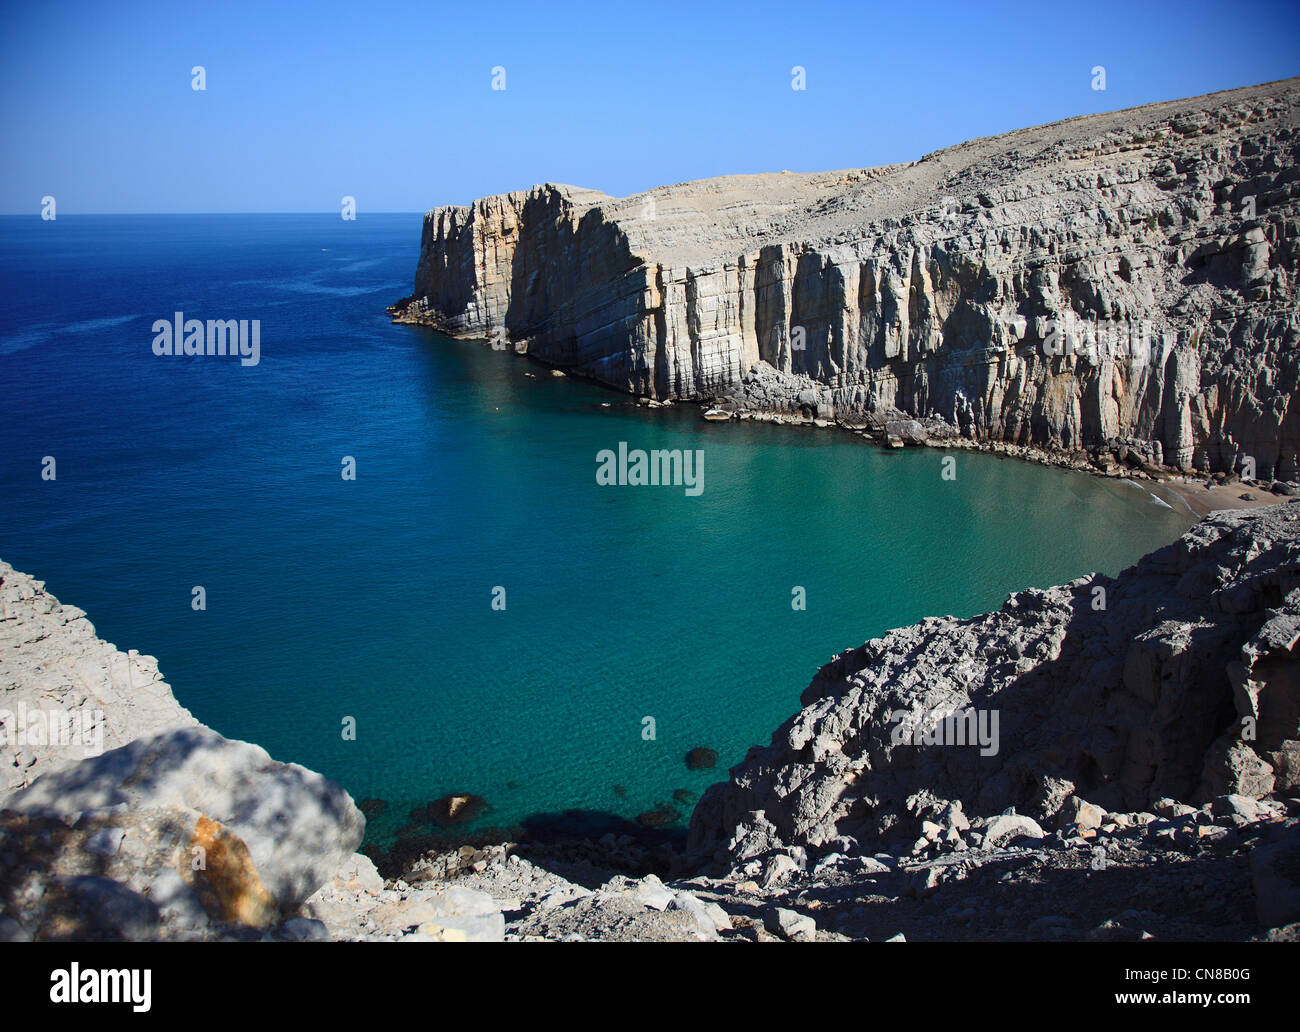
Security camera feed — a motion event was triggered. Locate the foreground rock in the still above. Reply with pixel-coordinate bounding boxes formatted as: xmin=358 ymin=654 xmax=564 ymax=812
xmin=394 ymin=78 xmax=1300 ymax=479
xmin=0 ymin=565 xmax=371 ymax=941
xmin=302 ymin=844 xmax=729 ymax=943
xmin=368 ymin=796 xmax=1298 ymax=942
xmin=5 ymin=726 xmax=365 ymax=917
xmin=688 ymin=504 xmax=1300 ymax=885
xmin=0 ymin=560 xmax=725 ymax=943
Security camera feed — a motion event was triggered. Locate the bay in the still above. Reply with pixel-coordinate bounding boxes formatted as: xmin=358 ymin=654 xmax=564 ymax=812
xmin=0 ymin=213 xmax=1194 ymax=843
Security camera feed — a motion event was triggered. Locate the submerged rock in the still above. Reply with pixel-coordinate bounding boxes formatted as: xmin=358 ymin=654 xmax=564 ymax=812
xmin=428 ymin=793 xmax=488 ymax=825
xmin=637 ymin=807 xmax=680 ymax=828
xmin=686 ymin=747 xmax=718 ymax=771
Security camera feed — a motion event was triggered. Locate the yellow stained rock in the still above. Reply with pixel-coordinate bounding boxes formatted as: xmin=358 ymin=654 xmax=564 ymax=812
xmin=190 ymin=814 xmax=278 ymax=927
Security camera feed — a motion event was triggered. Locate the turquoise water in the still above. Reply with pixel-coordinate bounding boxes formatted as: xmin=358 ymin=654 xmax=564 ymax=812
xmin=0 ymin=214 xmax=1194 ymax=845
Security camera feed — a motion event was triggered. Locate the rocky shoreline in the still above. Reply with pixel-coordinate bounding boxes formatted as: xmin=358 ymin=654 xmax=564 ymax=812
xmin=3 ymin=503 xmax=1300 ymax=941
xmin=381 ymin=322 xmax=1299 ymax=518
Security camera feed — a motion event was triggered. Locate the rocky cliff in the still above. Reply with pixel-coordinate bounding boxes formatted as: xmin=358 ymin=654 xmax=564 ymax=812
xmin=393 ymin=77 xmax=1300 ymax=478
xmin=0 ymin=561 xmax=374 ymax=941
xmin=686 ymin=503 xmax=1300 ymax=875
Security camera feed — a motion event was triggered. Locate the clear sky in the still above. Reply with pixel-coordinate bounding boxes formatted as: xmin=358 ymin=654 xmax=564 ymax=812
xmin=3 ymin=0 xmax=1298 ymax=213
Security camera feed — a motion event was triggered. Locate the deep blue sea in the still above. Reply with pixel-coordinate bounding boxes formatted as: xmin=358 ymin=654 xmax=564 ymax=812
xmin=0 ymin=213 xmax=1194 ymax=845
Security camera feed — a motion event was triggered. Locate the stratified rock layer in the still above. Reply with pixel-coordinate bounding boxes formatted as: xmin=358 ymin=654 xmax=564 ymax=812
xmin=686 ymin=503 xmax=1300 ymax=869
xmin=395 ymin=78 xmax=1300 ymax=476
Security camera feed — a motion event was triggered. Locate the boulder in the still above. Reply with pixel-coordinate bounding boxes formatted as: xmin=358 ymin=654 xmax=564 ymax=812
xmin=884 ymin=420 xmax=928 ymax=445
xmin=1059 ymin=796 xmax=1106 ymax=831
xmin=1211 ymin=794 xmax=1263 ymax=822
xmin=0 ymin=805 xmax=239 ymax=938
xmin=5 ymin=726 xmax=365 ymax=915
xmin=372 ymin=887 xmax=504 ymax=942
xmin=765 ymin=907 xmax=816 ymax=941
xmin=630 ymin=874 xmax=675 ymax=911
xmin=982 ymin=815 xmax=1046 ymax=849
xmin=1251 ymin=825 xmax=1300 ymax=928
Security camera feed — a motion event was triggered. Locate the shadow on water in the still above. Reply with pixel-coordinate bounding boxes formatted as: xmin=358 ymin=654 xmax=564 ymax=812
xmin=366 ymin=807 xmax=689 ymax=882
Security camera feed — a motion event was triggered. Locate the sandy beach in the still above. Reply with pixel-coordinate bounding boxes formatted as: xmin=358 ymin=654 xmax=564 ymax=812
xmin=1153 ymin=477 xmax=1293 ymax=519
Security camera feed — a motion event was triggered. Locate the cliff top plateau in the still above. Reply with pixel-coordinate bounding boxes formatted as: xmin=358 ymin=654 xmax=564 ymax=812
xmin=424 ymin=77 xmax=1299 ymax=269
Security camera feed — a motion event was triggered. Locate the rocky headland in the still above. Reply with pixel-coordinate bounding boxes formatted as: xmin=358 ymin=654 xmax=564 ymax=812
xmin=3 ymin=503 xmax=1300 ymax=941
xmin=391 ymin=77 xmax=1300 ymax=490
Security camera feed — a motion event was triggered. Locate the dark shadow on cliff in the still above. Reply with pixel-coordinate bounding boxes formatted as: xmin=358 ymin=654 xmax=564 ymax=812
xmin=756 ymin=841 xmax=1262 ymax=942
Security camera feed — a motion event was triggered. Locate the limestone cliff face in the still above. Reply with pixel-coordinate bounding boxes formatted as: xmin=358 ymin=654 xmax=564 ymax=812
xmin=395 ymin=78 xmax=1300 ymax=477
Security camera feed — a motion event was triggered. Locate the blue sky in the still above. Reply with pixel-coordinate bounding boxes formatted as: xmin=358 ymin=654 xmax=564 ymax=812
xmin=2 ymin=0 xmax=1298 ymax=213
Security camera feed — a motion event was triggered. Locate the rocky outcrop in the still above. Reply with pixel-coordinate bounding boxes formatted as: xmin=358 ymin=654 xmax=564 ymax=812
xmin=393 ymin=77 xmax=1300 ymax=477
xmin=5 ymin=727 xmax=365 ymax=917
xmin=686 ymin=503 xmax=1300 ymax=871
xmin=0 ymin=559 xmax=198 ymax=794
xmin=310 ymin=855 xmax=724 ymax=943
